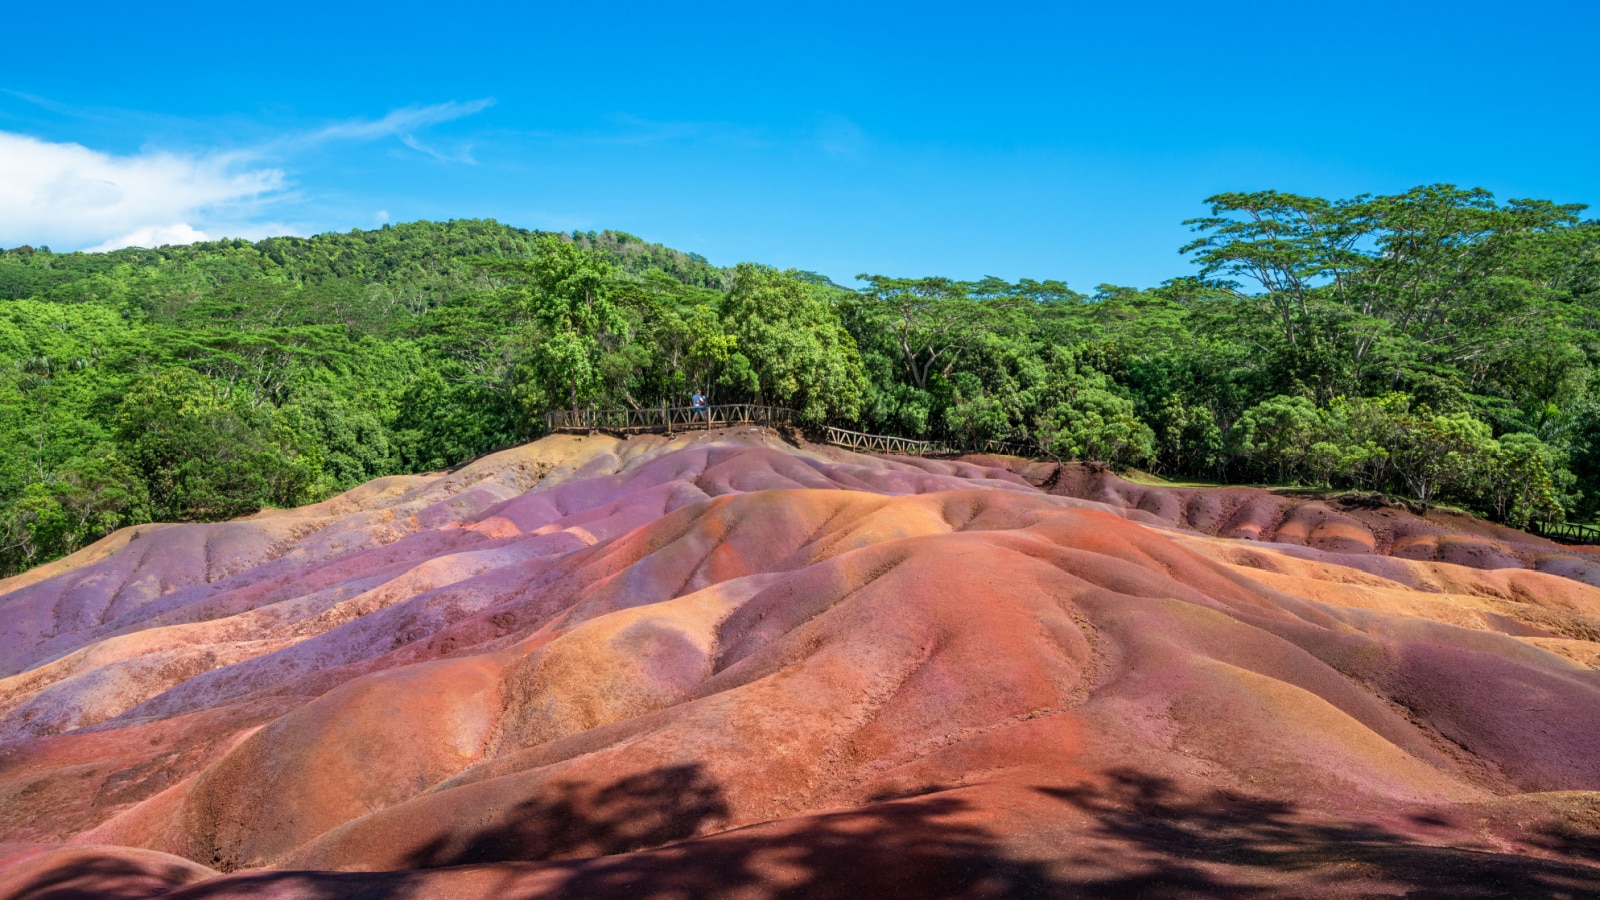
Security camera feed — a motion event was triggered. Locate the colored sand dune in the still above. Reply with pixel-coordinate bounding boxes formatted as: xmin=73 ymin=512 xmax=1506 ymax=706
xmin=2 ymin=430 xmax=1599 ymax=898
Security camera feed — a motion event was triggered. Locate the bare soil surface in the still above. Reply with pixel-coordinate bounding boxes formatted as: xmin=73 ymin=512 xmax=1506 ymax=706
xmin=2 ymin=432 xmax=1597 ymax=898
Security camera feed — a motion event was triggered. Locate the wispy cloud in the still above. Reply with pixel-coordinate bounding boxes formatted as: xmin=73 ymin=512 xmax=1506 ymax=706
xmin=293 ymin=99 xmax=495 ymax=159
xmin=813 ymin=114 xmax=869 ymax=158
xmin=400 ymin=133 xmax=478 ymax=164
xmin=590 ymin=113 xmax=771 ymax=149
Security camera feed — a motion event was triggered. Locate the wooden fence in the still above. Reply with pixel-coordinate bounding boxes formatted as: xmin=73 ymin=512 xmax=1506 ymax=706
xmin=823 ymin=426 xmax=952 ymax=456
xmin=973 ymin=439 xmax=1036 ymax=457
xmin=543 ymin=407 xmax=1037 ymax=459
xmin=1531 ymin=519 xmax=1600 ymax=545
xmin=822 ymin=426 xmax=1036 ymax=459
xmin=544 ymin=404 xmax=794 ymax=433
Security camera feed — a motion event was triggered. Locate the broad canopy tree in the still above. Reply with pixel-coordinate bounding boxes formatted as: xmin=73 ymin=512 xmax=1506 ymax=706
xmin=1184 ymin=185 xmax=1588 ymax=402
xmin=853 ymin=275 xmax=993 ymax=390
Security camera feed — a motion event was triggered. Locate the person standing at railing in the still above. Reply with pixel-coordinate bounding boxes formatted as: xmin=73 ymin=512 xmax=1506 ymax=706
xmin=692 ymin=389 xmax=709 ymax=424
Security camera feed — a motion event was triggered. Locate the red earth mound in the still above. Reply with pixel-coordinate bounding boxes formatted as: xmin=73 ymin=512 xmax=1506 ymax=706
xmin=1 ymin=430 xmax=1598 ymax=898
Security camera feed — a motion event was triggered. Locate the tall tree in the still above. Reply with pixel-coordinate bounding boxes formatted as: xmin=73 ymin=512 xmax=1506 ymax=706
xmin=479 ymin=235 xmax=629 ymax=416
xmin=1182 ymin=190 xmax=1371 ymax=353
xmin=853 ymin=275 xmax=991 ymax=390
xmin=721 ymin=264 xmax=865 ymax=424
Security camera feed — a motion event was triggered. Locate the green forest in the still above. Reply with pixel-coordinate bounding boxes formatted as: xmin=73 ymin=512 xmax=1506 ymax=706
xmin=4 ymin=184 xmax=1599 ymax=576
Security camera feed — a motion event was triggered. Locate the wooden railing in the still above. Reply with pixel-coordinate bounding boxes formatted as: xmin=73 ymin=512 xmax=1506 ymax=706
xmin=973 ymin=439 xmax=1036 ymax=457
xmin=543 ymin=406 xmax=1040 ymax=459
xmin=1531 ymin=519 xmax=1600 ymax=545
xmin=824 ymin=426 xmax=952 ymax=456
xmin=545 ymin=404 xmax=795 ymax=433
xmin=822 ymin=426 xmax=1035 ymax=459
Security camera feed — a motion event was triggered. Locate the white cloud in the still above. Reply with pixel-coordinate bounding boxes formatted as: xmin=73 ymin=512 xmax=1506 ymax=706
xmin=0 ymin=98 xmax=496 ymax=252
xmin=0 ymin=131 xmax=285 ymax=251
xmin=86 ymin=223 xmax=211 ymax=252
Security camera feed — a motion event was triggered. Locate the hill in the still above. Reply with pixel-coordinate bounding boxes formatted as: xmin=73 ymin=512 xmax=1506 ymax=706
xmin=1 ymin=431 xmax=1598 ymax=897
xmin=5 ymin=190 xmax=1600 ymax=585
xmin=0 ymin=222 xmax=734 ymax=578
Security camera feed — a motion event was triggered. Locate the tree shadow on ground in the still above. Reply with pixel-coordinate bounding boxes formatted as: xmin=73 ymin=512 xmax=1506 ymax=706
xmin=403 ymin=762 xmax=730 ymax=867
xmin=22 ymin=764 xmax=1600 ymax=899
xmin=1 ymin=854 xmax=209 ymax=900
xmin=1037 ymin=768 xmax=1600 ymax=899
xmin=151 ymin=764 xmax=1065 ymax=899
xmin=1532 ymin=819 xmax=1600 ymax=866
xmin=530 ymin=792 xmax=1062 ymax=899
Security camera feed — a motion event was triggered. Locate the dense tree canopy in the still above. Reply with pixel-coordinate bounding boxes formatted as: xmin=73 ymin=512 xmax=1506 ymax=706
xmin=2 ymin=190 xmax=1598 ymax=575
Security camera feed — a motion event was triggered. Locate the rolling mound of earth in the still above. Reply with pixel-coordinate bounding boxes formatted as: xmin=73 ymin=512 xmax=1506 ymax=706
xmin=1 ymin=428 xmax=1599 ymax=899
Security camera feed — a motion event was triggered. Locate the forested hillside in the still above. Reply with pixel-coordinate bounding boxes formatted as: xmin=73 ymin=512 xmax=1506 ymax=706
xmin=3 ymin=185 xmax=1599 ymax=575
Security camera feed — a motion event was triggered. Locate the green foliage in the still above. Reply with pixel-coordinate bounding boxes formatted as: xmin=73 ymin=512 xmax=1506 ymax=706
xmin=1386 ymin=411 xmax=1496 ymax=508
xmin=0 ymin=446 xmax=148 ymax=573
xmin=114 ymin=369 xmax=321 ymax=522
xmin=1028 ymin=350 xmax=1153 ymax=466
xmin=2 ymin=191 xmax=1598 ymax=576
xmin=851 ymin=275 xmax=999 ymax=390
xmin=0 ymin=222 xmax=728 ymax=576
xmin=1233 ymin=396 xmax=1324 ymax=484
xmin=720 ymin=264 xmax=865 ymax=424
xmin=479 ymin=234 xmax=630 ymax=413
xmin=1148 ymin=394 xmax=1224 ymax=478
xmin=1554 ymin=400 xmax=1600 ymax=521
xmin=944 ymin=374 xmax=1012 ymax=446
xmin=1480 ymin=432 xmax=1569 ymax=527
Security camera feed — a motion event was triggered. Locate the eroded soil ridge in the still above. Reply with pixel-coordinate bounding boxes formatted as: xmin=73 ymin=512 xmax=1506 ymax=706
xmin=2 ymin=430 xmax=1599 ymax=898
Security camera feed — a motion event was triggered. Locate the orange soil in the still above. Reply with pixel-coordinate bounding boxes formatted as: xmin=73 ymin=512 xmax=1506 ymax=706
xmin=1 ymin=431 xmax=1598 ymax=898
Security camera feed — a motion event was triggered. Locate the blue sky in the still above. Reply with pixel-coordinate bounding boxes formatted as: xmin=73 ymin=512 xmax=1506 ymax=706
xmin=1 ymin=1 xmax=1595 ymax=289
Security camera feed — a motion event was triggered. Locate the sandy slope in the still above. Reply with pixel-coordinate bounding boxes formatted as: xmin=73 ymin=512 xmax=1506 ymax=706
xmin=1 ymin=429 xmax=1598 ymax=898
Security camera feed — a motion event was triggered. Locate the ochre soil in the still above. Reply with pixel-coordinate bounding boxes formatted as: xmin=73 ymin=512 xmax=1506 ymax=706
xmin=1 ymin=430 xmax=1598 ymax=898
